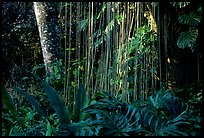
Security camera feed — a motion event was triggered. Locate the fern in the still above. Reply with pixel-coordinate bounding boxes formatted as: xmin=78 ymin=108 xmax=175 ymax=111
xmin=177 ymin=28 xmax=198 ymax=49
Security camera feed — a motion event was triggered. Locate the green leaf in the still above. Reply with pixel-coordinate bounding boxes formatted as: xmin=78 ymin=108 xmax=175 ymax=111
xmin=170 ymin=2 xmax=190 ymax=9
xmin=93 ymin=35 xmax=104 ymax=48
xmin=13 ymin=87 xmax=47 ymax=117
xmin=78 ymin=19 xmax=88 ymax=31
xmin=87 ymin=127 xmax=94 ymax=136
xmin=54 ymin=66 xmax=59 ymax=74
xmin=2 ymin=85 xmax=25 ymax=128
xmin=96 ymin=3 xmax=107 ymax=19
xmin=177 ymin=28 xmax=198 ymax=49
xmin=79 ymin=128 xmax=86 ymax=136
xmin=178 ymin=12 xmax=201 ymax=26
xmin=104 ymin=19 xmax=115 ymax=34
xmin=41 ymin=81 xmax=71 ymax=125
xmin=115 ymin=14 xmax=123 ymax=24
xmin=32 ymin=64 xmax=45 ymax=74
xmin=46 ymin=120 xmax=52 ymax=136
xmin=83 ymin=93 xmax=143 ymax=136
xmin=72 ymin=84 xmax=89 ymax=122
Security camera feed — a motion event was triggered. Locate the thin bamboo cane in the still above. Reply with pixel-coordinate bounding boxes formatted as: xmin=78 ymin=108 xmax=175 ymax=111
xmin=86 ymin=2 xmax=91 ymax=98
xmin=64 ymin=2 xmax=68 ymax=105
xmin=164 ymin=6 xmax=168 ymax=88
xmin=157 ymin=3 xmax=162 ymax=89
xmin=67 ymin=2 xmax=72 ymax=107
xmin=90 ymin=2 xmax=94 ymax=97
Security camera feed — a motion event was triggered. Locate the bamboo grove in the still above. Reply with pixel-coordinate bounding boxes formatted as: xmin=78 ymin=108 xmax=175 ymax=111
xmin=55 ymin=2 xmax=202 ymax=108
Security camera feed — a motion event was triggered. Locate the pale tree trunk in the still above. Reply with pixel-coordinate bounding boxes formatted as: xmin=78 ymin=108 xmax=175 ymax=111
xmin=33 ymin=2 xmax=62 ymax=80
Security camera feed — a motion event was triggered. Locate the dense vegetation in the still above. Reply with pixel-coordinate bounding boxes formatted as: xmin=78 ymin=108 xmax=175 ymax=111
xmin=2 ymin=2 xmax=203 ymax=136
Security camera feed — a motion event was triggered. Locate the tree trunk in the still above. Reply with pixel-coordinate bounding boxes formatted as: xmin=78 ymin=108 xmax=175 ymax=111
xmin=33 ymin=2 xmax=62 ymax=80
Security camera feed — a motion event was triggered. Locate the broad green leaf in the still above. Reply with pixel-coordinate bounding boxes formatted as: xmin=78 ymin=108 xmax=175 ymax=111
xmin=177 ymin=28 xmax=198 ymax=49
xmin=178 ymin=12 xmax=201 ymax=26
xmin=2 ymin=85 xmax=25 ymax=128
xmin=73 ymin=84 xmax=89 ymax=122
xmin=13 ymin=87 xmax=47 ymax=117
xmin=41 ymin=81 xmax=71 ymax=125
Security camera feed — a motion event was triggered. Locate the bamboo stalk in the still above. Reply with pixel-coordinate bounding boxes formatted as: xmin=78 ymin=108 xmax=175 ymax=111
xmin=67 ymin=2 xmax=72 ymax=107
xmin=64 ymin=2 xmax=68 ymax=105
xmin=104 ymin=2 xmax=111 ymax=92
xmin=86 ymin=2 xmax=91 ymax=98
xmin=125 ymin=2 xmax=129 ymax=102
xmin=157 ymin=3 xmax=162 ymax=89
xmin=164 ymin=6 xmax=168 ymax=88
xmin=90 ymin=2 xmax=94 ymax=97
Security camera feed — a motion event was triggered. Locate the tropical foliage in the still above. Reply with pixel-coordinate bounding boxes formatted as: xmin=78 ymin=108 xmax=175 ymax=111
xmin=2 ymin=2 xmax=202 ymax=136
xmin=172 ymin=2 xmax=202 ymax=52
xmin=2 ymin=83 xmax=202 ymax=136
